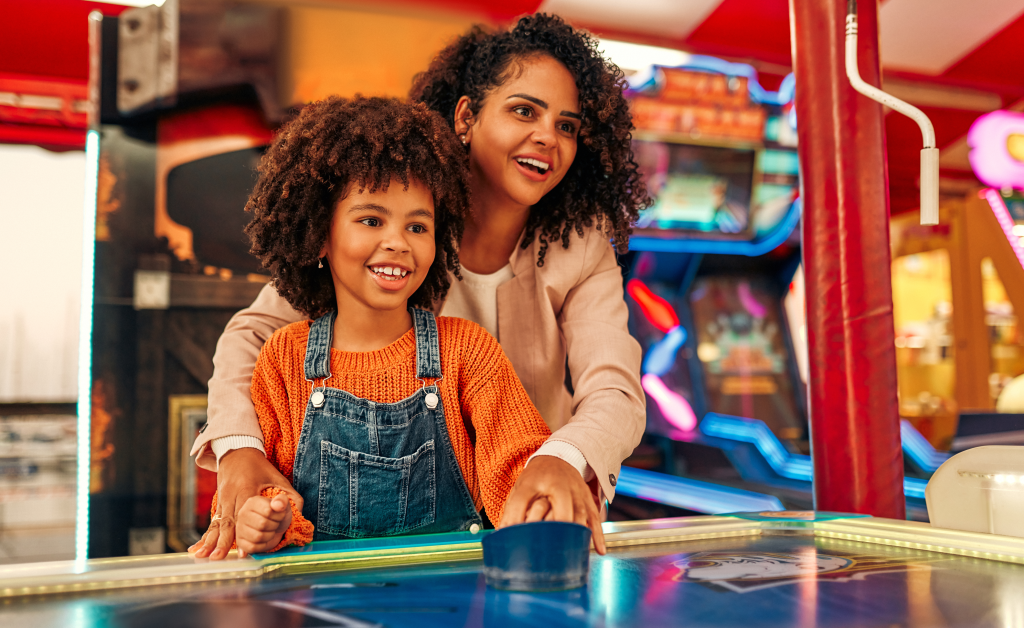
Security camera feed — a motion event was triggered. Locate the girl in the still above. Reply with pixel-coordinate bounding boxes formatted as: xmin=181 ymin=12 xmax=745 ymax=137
xmin=192 ymin=14 xmax=650 ymax=558
xmin=228 ymin=96 xmax=552 ymax=552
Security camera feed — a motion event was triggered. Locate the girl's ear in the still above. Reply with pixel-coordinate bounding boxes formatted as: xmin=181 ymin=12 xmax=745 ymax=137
xmin=453 ymin=96 xmax=475 ymax=145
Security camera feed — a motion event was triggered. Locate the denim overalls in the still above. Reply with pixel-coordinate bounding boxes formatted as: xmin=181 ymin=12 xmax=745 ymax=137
xmin=292 ymin=308 xmax=483 ymax=540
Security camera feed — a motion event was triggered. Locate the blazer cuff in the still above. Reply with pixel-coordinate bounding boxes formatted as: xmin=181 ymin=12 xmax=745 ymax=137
xmin=210 ymin=435 xmax=266 ymax=470
xmin=528 ymin=440 xmax=594 ymax=482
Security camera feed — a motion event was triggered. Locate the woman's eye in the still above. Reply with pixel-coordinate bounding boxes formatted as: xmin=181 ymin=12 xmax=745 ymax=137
xmin=512 ymin=105 xmax=533 ymax=118
xmin=559 ymin=122 xmax=577 ymax=134
xmin=360 ymin=218 xmax=380 ymax=227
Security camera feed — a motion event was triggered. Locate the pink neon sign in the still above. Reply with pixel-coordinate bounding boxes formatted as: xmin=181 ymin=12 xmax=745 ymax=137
xmin=968 ymin=111 xmax=1024 ymax=190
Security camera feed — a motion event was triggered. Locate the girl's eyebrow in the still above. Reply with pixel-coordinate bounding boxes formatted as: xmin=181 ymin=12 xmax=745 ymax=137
xmin=507 ymin=93 xmax=581 ymax=120
xmin=348 ymin=203 xmax=433 ymax=220
xmin=347 ymin=203 xmax=390 ymax=215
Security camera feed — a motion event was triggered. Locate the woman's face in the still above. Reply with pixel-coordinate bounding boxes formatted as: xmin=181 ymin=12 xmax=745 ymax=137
xmin=463 ymin=54 xmax=580 ymax=209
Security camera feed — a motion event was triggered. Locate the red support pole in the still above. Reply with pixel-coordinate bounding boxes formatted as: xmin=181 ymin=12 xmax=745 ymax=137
xmin=789 ymin=0 xmax=905 ymax=518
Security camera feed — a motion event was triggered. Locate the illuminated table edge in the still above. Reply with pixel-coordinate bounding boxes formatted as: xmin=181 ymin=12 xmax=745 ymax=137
xmin=3 ymin=514 xmax=1024 ymax=598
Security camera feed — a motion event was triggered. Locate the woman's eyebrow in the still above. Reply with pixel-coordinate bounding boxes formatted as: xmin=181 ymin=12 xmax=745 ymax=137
xmin=507 ymin=93 xmax=581 ymax=120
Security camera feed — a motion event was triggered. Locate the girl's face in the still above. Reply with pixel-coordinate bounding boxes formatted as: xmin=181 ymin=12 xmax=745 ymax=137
xmin=321 ymin=179 xmax=436 ymax=314
xmin=462 ymin=54 xmax=580 ymax=209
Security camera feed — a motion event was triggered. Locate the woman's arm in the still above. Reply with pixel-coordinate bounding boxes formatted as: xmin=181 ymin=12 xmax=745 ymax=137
xmin=551 ymin=230 xmax=646 ymax=502
xmin=189 ymin=282 xmax=305 ymax=469
xmin=189 ymin=284 xmax=305 ymax=559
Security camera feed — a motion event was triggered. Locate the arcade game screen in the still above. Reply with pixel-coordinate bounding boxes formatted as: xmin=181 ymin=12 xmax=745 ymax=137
xmin=633 ymin=141 xmax=756 ymax=236
xmin=690 ymin=276 xmax=804 ymax=439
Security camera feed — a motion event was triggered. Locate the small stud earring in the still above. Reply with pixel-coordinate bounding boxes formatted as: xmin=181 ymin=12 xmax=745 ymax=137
xmin=318 ymin=258 xmax=323 ymax=269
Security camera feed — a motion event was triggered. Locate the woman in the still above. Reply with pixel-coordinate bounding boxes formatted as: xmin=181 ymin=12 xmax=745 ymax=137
xmin=190 ymin=13 xmax=650 ymax=558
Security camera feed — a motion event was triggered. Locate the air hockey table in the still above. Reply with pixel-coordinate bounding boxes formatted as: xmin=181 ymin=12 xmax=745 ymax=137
xmin=3 ymin=512 xmax=1024 ymax=628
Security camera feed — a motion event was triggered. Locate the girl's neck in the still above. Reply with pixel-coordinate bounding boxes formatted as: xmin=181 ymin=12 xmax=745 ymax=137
xmin=331 ymin=300 xmax=412 ymax=353
xmin=458 ymin=178 xmax=530 ymax=275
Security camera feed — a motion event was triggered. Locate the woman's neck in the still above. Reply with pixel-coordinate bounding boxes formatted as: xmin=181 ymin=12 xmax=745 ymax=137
xmin=459 ymin=178 xmax=530 ymax=275
xmin=331 ymin=300 xmax=412 ymax=353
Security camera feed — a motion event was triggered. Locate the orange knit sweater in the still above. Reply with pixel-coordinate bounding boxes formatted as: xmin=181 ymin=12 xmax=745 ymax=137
xmin=246 ymin=315 xmax=552 ymax=550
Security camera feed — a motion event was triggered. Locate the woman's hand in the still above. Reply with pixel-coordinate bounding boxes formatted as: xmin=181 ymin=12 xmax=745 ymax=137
xmin=498 ymin=456 xmax=607 ymax=555
xmin=189 ymin=448 xmax=302 ymax=560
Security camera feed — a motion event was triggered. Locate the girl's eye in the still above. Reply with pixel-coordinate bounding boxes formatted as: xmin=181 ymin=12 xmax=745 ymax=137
xmin=408 ymin=224 xmax=428 ymax=234
xmin=360 ymin=217 xmax=380 ymax=227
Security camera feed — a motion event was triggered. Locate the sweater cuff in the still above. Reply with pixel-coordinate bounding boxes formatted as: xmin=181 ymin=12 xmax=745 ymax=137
xmin=528 ymin=440 xmax=594 ymax=482
xmin=210 ymin=435 xmax=266 ymax=469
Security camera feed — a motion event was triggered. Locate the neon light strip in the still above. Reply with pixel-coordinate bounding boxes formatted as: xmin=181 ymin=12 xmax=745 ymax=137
xmin=642 ymin=373 xmax=697 ymax=432
xmin=76 ymin=129 xmax=100 ymax=565
xmin=630 ymin=197 xmax=802 ymax=255
xmin=982 ymin=188 xmax=1024 ymax=270
xmin=700 ymin=414 xmax=930 ymax=501
xmin=616 ymin=467 xmax=784 ymax=513
xmin=900 ymin=420 xmax=951 ymax=473
xmin=700 ymin=414 xmax=813 ymax=480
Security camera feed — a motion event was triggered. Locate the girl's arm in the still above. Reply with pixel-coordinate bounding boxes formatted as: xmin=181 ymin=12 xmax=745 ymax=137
xmin=190 ymin=283 xmax=305 ymax=470
xmin=459 ymin=327 xmax=552 ymax=525
xmin=204 ymin=332 xmax=314 ymax=557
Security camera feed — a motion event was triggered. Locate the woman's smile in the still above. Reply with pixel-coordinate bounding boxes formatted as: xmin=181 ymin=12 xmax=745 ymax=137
xmin=463 ymin=54 xmax=580 ymax=211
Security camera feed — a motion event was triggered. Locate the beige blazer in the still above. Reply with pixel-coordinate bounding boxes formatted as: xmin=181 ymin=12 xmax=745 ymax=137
xmin=191 ymin=225 xmax=646 ymax=501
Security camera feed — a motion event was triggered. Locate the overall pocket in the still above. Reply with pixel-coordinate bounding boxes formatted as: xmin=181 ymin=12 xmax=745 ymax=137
xmin=317 ymin=439 xmax=436 ymax=537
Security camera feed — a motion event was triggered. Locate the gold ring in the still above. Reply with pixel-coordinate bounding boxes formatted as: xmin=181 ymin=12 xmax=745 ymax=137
xmin=211 ymin=514 xmax=223 ymax=522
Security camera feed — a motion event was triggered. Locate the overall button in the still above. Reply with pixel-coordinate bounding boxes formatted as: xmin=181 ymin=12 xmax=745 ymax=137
xmin=311 ymin=391 xmax=325 ymax=408
xmin=609 ymin=473 xmax=617 ymax=487
xmin=469 ymin=523 xmax=481 ymax=534
xmin=424 ymin=392 xmax=439 ymax=409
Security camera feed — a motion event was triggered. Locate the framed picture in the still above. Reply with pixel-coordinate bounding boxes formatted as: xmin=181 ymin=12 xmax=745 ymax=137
xmin=166 ymin=395 xmax=217 ymax=552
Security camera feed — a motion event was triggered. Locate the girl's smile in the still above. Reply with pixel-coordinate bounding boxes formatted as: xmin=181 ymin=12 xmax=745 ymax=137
xmin=322 ymin=179 xmax=435 ymax=315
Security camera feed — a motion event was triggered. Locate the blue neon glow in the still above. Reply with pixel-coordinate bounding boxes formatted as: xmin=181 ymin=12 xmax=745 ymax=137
xmin=643 ymin=325 xmax=687 ymax=376
xmin=616 ymin=466 xmax=784 ymax=513
xmin=903 ymin=477 xmax=928 ymax=500
xmin=630 ymin=197 xmax=802 ymax=255
xmin=701 ymin=413 xmax=813 ymax=480
xmin=76 ymin=129 xmax=100 ymax=566
xmin=900 ymin=419 xmax=951 ymax=473
xmin=700 ymin=414 xmax=931 ymax=501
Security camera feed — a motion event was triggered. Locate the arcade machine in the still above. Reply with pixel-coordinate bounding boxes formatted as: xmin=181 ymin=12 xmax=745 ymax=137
xmin=616 ymin=61 xmax=937 ymax=517
xmin=614 ymin=61 xmax=813 ymax=510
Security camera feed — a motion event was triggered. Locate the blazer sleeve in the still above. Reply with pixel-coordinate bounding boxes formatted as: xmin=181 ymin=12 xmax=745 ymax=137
xmin=190 ymin=282 xmax=305 ymax=471
xmin=552 ymin=231 xmax=646 ymax=502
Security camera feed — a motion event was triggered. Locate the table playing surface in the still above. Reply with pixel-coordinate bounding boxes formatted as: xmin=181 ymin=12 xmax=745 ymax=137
xmin=3 ymin=513 xmax=1023 ymax=628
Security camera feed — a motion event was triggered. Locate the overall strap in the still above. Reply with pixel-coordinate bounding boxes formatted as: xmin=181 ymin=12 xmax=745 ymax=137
xmin=411 ymin=308 xmax=442 ymax=380
xmin=303 ymin=311 xmax=337 ymax=381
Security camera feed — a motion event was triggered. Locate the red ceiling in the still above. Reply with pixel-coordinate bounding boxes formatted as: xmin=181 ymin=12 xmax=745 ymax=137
xmin=3 ymin=0 xmax=1024 ymax=213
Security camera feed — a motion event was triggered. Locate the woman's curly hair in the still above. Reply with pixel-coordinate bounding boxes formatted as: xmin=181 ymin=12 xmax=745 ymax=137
xmin=410 ymin=13 xmax=651 ymax=266
xmin=245 ymin=96 xmax=471 ymax=318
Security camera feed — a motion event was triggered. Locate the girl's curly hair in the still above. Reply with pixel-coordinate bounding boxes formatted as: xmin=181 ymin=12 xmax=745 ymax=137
xmin=410 ymin=13 xmax=651 ymax=266
xmin=245 ymin=96 xmax=470 ymax=318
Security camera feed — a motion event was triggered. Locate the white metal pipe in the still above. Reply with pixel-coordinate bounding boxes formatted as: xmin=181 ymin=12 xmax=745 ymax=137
xmin=845 ymin=9 xmax=939 ymax=225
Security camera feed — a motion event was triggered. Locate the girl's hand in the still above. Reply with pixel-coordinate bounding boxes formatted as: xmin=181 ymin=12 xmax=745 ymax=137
xmin=498 ymin=456 xmax=607 ymax=555
xmin=235 ymin=493 xmax=292 ymax=554
xmin=189 ymin=448 xmax=302 ymax=560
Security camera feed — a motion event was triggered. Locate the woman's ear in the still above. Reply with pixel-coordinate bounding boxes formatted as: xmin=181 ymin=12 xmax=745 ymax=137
xmin=453 ymin=96 xmax=475 ymax=145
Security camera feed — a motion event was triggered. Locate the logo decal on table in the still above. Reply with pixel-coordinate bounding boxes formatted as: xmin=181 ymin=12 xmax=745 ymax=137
xmin=662 ymin=551 xmax=938 ymax=593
